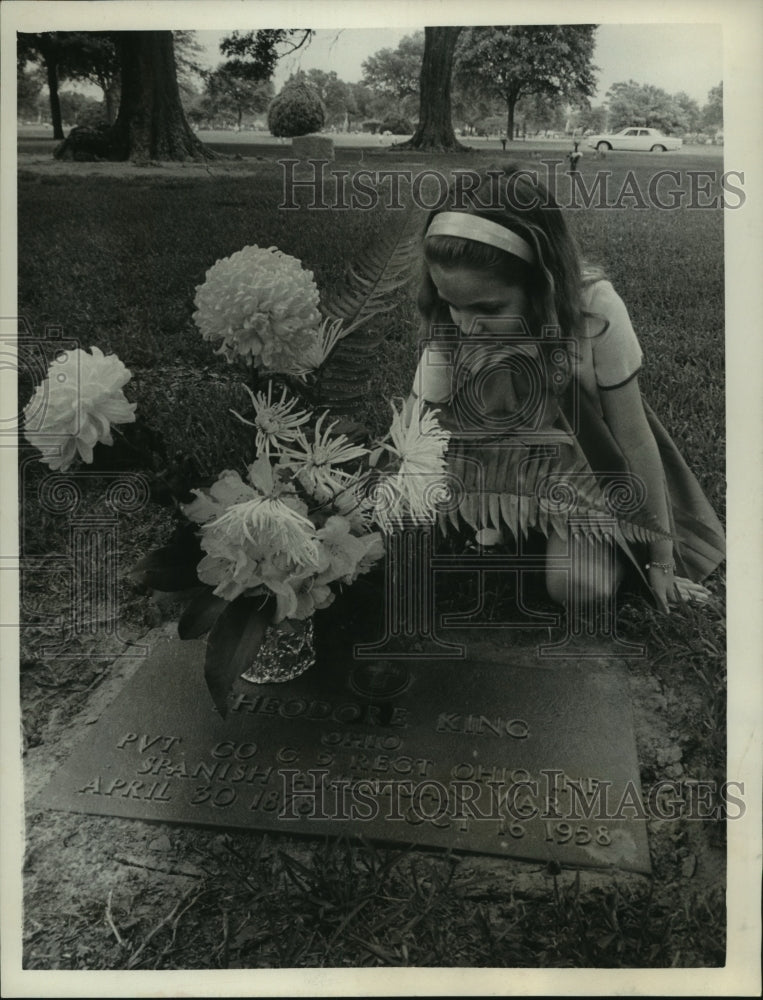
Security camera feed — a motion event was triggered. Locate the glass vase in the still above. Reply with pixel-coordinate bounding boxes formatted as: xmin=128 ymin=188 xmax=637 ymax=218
xmin=240 ymin=617 xmax=315 ymax=685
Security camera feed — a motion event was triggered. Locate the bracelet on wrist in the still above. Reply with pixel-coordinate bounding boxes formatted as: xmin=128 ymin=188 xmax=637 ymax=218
xmin=646 ymin=561 xmax=675 ymax=574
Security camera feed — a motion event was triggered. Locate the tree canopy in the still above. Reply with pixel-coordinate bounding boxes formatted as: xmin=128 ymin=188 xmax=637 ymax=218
xmin=42 ymin=31 xmax=121 ymax=123
xmin=17 ymin=63 xmax=45 ymax=121
xmin=606 ymin=80 xmax=697 ymax=133
xmin=219 ymin=30 xmax=313 ymax=81
xmin=302 ymin=69 xmax=357 ymax=129
xmin=575 ymin=80 xmax=720 ymax=138
xmin=201 ymin=65 xmax=273 ymax=129
xmin=455 ymin=26 xmax=598 ymax=139
xmin=702 ymin=82 xmax=723 ymax=131
xmin=361 ymin=32 xmax=424 ymax=114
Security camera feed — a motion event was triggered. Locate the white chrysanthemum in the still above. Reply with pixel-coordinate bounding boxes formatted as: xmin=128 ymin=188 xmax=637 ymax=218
xmin=23 ymin=346 xmax=136 ymax=472
xmin=197 ymin=498 xmax=320 ymax=602
xmin=374 ymin=397 xmax=451 ymax=532
xmin=193 ymin=244 xmax=322 ymax=371
xmin=279 ymin=411 xmax=369 ymax=500
xmin=210 ymin=498 xmax=319 ymax=569
xmin=231 ymin=383 xmax=311 ymax=458
xmin=184 ymin=457 xmax=322 ymax=602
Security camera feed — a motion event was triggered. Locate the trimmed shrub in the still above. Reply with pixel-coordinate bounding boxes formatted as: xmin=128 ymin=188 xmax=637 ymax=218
xmin=267 ymin=81 xmax=325 ymax=138
xmin=380 ymin=116 xmax=413 ymax=135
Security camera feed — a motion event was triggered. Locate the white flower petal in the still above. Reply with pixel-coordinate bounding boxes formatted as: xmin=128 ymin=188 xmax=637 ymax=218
xmin=23 ymin=347 xmax=136 ymax=471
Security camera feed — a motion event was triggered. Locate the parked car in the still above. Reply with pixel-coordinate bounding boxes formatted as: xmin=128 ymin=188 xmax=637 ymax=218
xmin=585 ymin=127 xmax=683 ymax=152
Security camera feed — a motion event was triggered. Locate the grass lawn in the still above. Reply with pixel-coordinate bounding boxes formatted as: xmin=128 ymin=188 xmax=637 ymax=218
xmin=17 ymin=145 xmax=727 ymax=969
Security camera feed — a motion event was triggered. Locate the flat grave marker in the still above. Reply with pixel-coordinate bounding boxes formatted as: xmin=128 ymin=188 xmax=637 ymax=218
xmin=33 ymin=635 xmax=650 ymax=874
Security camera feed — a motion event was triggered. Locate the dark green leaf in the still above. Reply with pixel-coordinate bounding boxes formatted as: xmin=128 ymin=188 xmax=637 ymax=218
xmin=204 ymin=596 xmax=272 ymax=717
xmin=130 ymin=522 xmax=203 ymax=591
xmin=130 ymin=544 xmax=201 ymax=591
xmin=178 ymin=588 xmax=229 ymax=639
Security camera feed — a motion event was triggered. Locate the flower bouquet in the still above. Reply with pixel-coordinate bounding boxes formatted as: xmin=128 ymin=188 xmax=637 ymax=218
xmin=22 ymin=221 xmax=447 ymax=714
xmin=124 ymin=237 xmax=450 ymax=714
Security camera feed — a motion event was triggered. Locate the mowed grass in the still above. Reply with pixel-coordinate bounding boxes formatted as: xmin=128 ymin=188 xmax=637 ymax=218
xmin=18 ymin=149 xmax=727 ymax=969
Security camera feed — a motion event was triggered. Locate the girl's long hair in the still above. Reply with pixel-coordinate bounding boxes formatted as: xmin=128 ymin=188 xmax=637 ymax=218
xmin=418 ymin=164 xmax=606 ymax=395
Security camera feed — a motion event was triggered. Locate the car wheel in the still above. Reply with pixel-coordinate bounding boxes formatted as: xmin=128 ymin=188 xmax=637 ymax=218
xmin=596 ymin=141 xmax=611 ymax=152
xmin=650 ymin=144 xmax=666 ymax=152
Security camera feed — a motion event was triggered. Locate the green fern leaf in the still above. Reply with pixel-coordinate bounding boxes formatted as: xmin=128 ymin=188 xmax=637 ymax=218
xmin=550 ymin=513 xmax=568 ymax=539
xmin=518 ymin=493 xmax=531 ymax=539
xmin=526 ymin=493 xmax=538 ymax=533
xmin=520 ymin=453 xmax=542 ymax=497
xmin=320 ymin=210 xmax=423 ymax=325
xmin=447 ymin=503 xmax=460 ymax=532
xmin=488 ymin=492 xmax=501 ymax=530
xmin=311 ymin=204 xmax=424 ymax=413
xmin=459 ymin=493 xmax=478 ymax=529
xmin=537 ymin=491 xmax=549 ymax=537
xmin=499 ymin=493 xmax=519 ymax=533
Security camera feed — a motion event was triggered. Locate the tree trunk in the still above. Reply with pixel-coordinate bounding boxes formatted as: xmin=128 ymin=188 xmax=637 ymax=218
xmin=104 ymin=86 xmax=116 ymax=124
xmin=506 ymin=96 xmax=517 ymax=143
xmin=100 ymin=76 xmax=119 ymax=124
xmin=111 ymin=32 xmax=213 ymax=160
xmin=55 ymin=31 xmax=214 ymax=161
xmin=45 ymin=57 xmax=64 ymax=140
xmin=394 ymin=27 xmax=467 ymax=152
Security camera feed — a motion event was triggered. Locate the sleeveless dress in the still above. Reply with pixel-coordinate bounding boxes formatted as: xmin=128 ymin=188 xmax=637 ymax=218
xmin=411 ymin=280 xmax=725 ymax=588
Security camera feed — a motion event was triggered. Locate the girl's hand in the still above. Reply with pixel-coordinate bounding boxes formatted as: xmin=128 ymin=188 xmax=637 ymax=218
xmin=672 ymin=576 xmax=712 ymax=605
xmin=648 ymin=565 xmax=712 ymax=612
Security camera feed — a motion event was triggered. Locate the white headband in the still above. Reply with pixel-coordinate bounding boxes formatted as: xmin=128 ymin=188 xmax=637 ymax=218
xmin=425 ymin=211 xmax=535 ymax=265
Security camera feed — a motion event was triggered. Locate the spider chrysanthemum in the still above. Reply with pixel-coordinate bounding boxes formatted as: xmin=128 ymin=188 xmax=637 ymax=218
xmin=279 ymin=412 xmax=369 ymax=500
xmin=232 ymin=383 xmax=311 ymax=458
xmin=374 ymin=397 xmax=451 ymax=531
